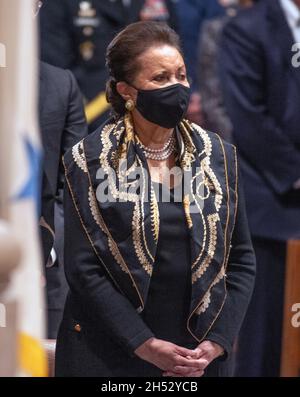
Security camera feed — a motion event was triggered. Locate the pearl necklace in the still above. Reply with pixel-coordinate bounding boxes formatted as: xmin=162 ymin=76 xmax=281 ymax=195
xmin=139 ymin=134 xmax=176 ymax=161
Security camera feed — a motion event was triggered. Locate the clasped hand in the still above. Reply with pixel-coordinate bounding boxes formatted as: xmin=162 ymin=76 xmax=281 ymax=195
xmin=135 ymin=338 xmax=224 ymax=377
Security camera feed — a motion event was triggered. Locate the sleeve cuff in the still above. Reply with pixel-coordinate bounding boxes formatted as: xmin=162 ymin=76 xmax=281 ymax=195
xmin=204 ymin=334 xmax=232 ymax=361
xmin=125 ymin=329 xmax=155 ymax=357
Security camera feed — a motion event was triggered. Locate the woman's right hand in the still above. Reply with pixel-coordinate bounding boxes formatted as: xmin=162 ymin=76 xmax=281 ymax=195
xmin=134 ymin=337 xmax=207 ymax=374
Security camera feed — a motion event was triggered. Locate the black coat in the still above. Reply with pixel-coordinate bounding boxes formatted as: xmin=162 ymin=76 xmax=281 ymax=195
xmin=219 ymin=0 xmax=300 ymax=241
xmin=39 ymin=62 xmax=88 ymax=336
xmin=55 ymin=121 xmax=255 ymax=377
xmin=39 ymin=0 xmax=179 ymax=131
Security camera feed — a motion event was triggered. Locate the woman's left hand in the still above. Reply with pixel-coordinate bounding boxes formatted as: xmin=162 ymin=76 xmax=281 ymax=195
xmin=162 ymin=340 xmax=224 ymax=377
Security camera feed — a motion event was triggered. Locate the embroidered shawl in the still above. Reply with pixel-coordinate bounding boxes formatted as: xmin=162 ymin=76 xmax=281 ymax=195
xmin=63 ymin=113 xmax=238 ymax=343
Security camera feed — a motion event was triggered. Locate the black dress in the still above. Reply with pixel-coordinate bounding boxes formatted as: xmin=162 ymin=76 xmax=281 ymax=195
xmin=142 ymin=182 xmax=194 ymax=348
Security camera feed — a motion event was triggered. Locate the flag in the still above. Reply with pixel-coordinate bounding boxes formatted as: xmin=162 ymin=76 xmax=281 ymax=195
xmin=0 ymin=0 xmax=47 ymax=376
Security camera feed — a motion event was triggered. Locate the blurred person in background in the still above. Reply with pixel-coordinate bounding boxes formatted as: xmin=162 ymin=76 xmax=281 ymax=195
xmin=39 ymin=0 xmax=179 ymax=132
xmin=176 ymin=0 xmax=226 ymax=125
xmin=176 ymin=0 xmax=225 ymax=90
xmin=34 ymin=0 xmax=89 ymax=338
xmin=198 ymin=0 xmax=254 ymax=142
xmin=220 ymin=0 xmax=300 ymax=376
xmin=39 ymin=61 xmax=88 ymax=339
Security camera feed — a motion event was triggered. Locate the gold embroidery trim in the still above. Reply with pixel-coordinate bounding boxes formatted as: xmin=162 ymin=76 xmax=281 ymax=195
xmin=72 ymin=140 xmax=88 ymax=173
xmin=192 ymin=213 xmax=220 ymax=284
xmin=99 ymin=117 xmax=158 ymax=275
xmin=195 ymin=267 xmax=226 ymax=315
xmin=187 ymin=135 xmax=232 ymax=342
xmin=182 ymin=122 xmax=223 ymax=274
xmin=227 ymin=145 xmax=239 ymax=271
xmin=132 ymin=203 xmax=153 ymax=276
xmin=183 ymin=194 xmax=193 ymax=229
xmin=190 ymin=165 xmax=207 ymax=269
xmin=100 ymin=122 xmax=139 ymax=202
xmin=178 ymin=120 xmax=196 ymax=170
xmin=88 ymin=186 xmax=128 ymax=274
xmin=137 ymin=156 xmax=156 ymax=264
xmin=150 ymin=184 xmax=160 ymax=241
xmin=82 ymin=141 xmax=145 ymax=309
xmin=62 ymin=157 xmax=127 ymax=298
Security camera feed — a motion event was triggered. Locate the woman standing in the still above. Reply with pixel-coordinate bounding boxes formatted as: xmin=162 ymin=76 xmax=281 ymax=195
xmin=55 ymin=21 xmax=255 ymax=377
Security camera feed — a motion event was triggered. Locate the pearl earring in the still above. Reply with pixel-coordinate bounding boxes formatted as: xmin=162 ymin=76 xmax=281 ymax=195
xmin=125 ymin=99 xmax=135 ymax=112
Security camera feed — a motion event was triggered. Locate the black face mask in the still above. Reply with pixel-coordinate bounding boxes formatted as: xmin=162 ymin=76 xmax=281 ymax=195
xmin=134 ymin=83 xmax=191 ymax=128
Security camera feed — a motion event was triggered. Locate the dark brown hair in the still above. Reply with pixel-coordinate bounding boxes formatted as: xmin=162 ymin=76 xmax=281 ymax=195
xmin=105 ymin=21 xmax=183 ymax=117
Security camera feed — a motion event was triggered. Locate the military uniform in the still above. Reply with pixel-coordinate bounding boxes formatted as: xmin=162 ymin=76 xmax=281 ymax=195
xmin=39 ymin=0 xmax=179 ymax=132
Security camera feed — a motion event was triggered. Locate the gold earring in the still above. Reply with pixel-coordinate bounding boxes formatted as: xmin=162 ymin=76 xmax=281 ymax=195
xmin=125 ymin=99 xmax=135 ymax=112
